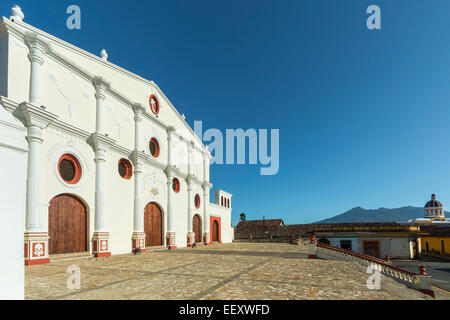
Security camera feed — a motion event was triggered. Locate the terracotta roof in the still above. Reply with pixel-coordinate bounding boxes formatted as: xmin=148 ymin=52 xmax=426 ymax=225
xmin=314 ymin=222 xmax=420 ymax=233
xmin=419 ymin=224 xmax=450 ymax=237
xmin=236 ymin=219 xmax=284 ymax=228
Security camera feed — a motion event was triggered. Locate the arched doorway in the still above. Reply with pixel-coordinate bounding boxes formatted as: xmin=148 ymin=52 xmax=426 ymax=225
xmin=144 ymin=202 xmax=163 ymax=247
xmin=212 ymin=220 xmax=219 ymax=242
xmin=49 ymin=194 xmax=88 ymax=255
xmin=193 ymin=215 xmax=202 ymax=243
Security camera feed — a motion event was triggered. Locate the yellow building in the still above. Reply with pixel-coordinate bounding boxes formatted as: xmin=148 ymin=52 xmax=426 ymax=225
xmin=419 ymin=225 xmax=450 ymax=257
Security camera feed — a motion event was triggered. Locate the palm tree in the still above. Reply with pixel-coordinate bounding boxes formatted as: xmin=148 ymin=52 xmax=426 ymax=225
xmin=239 ymin=213 xmax=246 ymax=222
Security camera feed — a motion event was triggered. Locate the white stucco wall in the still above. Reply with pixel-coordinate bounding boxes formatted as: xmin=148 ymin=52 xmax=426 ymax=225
xmin=0 ymin=16 xmax=234 ymax=258
xmin=317 ymin=234 xmax=414 ymax=260
xmin=0 ymin=106 xmax=26 ymax=299
xmin=209 ymin=203 xmax=233 ymax=243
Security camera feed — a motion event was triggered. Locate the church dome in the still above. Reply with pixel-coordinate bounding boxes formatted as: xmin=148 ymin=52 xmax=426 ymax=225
xmin=425 ymin=194 xmax=443 ymax=208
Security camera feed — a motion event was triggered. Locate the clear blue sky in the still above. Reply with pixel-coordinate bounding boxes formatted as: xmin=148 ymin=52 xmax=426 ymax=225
xmin=4 ymin=1 xmax=450 ymax=225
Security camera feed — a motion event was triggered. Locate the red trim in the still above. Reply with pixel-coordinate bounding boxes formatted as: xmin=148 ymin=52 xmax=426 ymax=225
xmin=95 ymin=252 xmax=111 ymax=258
xmin=118 ymin=158 xmax=133 ymax=179
xmin=172 ymin=178 xmax=180 ymax=193
xmin=149 ymin=94 xmax=160 ymax=115
xmin=167 ymin=245 xmax=177 ymax=250
xmin=150 ymin=138 xmax=160 ymax=158
xmin=58 ymin=154 xmax=82 ymax=184
xmin=25 ymin=258 xmax=50 ymax=266
xmin=419 ymin=289 xmax=435 ymax=298
xmin=210 ymin=216 xmax=222 ymax=243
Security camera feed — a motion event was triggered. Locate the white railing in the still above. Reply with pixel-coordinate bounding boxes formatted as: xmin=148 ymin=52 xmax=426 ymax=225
xmin=308 ymin=241 xmax=434 ymax=297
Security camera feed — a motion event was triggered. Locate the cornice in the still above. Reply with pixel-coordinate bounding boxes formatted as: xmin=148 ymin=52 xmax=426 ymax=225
xmin=15 ymin=102 xmax=58 ymax=129
xmin=2 ymin=16 xmax=209 ymax=152
xmin=87 ymin=132 xmax=117 ymax=152
xmin=186 ymin=174 xmax=203 ymax=187
xmin=202 ymin=181 xmax=213 ymax=191
xmin=164 ymin=165 xmax=187 ymax=180
xmin=1 ymin=96 xmax=168 ymax=172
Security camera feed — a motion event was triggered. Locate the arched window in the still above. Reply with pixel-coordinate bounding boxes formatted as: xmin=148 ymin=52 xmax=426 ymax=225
xmin=58 ymin=154 xmax=82 ymax=184
xmin=149 ymin=138 xmax=160 ymax=158
xmin=172 ymin=178 xmax=180 ymax=193
xmin=195 ymin=194 xmax=201 ymax=209
xmin=221 ymin=196 xmax=223 ymax=206
xmin=118 ymin=158 xmax=133 ymax=179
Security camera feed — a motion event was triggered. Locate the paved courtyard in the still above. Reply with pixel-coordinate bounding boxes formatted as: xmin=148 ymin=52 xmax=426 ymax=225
xmin=25 ymin=243 xmax=450 ymax=300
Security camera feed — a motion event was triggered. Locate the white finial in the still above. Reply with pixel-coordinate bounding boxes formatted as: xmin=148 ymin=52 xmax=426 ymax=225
xmin=182 ymin=114 xmax=186 ymax=120
xmin=100 ymin=49 xmax=108 ymax=61
xmin=10 ymin=5 xmax=24 ymax=22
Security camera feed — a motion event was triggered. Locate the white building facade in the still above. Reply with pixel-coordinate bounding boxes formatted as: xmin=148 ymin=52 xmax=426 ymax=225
xmin=0 ymin=7 xmax=233 ymax=266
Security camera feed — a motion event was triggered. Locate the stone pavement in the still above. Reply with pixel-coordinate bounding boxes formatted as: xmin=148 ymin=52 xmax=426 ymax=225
xmin=25 ymin=243 xmax=450 ymax=300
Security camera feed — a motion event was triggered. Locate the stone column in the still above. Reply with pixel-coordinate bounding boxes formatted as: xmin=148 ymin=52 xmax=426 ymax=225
xmin=165 ymin=127 xmax=176 ymax=249
xmin=17 ymin=103 xmax=57 ymax=265
xmin=89 ymin=77 xmax=112 ymax=258
xmin=202 ymin=151 xmax=212 ymax=245
xmin=24 ymin=33 xmax=47 ymax=106
xmin=186 ymin=142 xmax=195 ymax=247
xmin=92 ymin=77 xmax=109 ymax=135
xmin=186 ymin=176 xmax=194 ymax=247
xmin=131 ymin=105 xmax=146 ymax=252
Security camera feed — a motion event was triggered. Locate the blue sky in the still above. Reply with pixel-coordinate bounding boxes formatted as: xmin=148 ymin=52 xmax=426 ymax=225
xmin=4 ymin=1 xmax=450 ymax=225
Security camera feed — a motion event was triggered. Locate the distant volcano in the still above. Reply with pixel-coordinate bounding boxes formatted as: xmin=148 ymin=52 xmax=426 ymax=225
xmin=315 ymin=206 xmax=450 ymax=224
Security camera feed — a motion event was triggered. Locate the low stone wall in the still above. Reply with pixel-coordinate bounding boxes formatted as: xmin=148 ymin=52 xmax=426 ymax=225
xmin=234 ymin=224 xmax=317 ymax=242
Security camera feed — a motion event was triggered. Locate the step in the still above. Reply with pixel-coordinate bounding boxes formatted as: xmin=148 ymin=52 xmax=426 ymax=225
xmin=50 ymin=252 xmax=93 ymax=262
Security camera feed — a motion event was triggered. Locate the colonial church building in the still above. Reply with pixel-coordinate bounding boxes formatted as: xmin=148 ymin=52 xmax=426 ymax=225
xmin=0 ymin=6 xmax=233 ymax=267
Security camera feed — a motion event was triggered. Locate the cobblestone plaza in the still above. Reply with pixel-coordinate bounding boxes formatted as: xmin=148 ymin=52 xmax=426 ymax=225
xmin=25 ymin=243 xmax=450 ymax=300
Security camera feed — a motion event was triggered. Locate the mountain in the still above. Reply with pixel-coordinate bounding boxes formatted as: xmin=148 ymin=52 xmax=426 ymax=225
xmin=315 ymin=206 xmax=449 ymax=224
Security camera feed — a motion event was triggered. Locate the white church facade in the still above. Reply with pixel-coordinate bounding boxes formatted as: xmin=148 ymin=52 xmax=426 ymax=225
xmin=0 ymin=6 xmax=233 ymax=267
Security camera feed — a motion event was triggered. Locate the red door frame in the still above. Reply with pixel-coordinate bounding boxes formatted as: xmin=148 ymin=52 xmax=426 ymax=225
xmin=210 ymin=216 xmax=222 ymax=243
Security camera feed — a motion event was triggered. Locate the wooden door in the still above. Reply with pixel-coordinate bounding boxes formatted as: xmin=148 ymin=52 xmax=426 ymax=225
xmin=212 ymin=220 xmax=219 ymax=242
xmin=363 ymin=241 xmax=380 ymax=258
xmin=144 ymin=203 xmax=163 ymax=247
xmin=49 ymin=194 xmax=87 ymax=255
xmin=193 ymin=215 xmax=201 ymax=243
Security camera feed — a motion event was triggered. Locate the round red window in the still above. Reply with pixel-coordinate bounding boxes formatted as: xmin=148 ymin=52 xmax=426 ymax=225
xmin=118 ymin=159 xmax=133 ymax=180
xmin=195 ymin=194 xmax=201 ymax=209
xmin=172 ymin=178 xmax=180 ymax=193
xmin=149 ymin=138 xmax=160 ymax=158
xmin=58 ymin=154 xmax=82 ymax=184
xmin=149 ymin=94 xmax=160 ymax=115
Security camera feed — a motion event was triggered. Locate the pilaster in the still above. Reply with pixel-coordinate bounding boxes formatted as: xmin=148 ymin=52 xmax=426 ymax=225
xmin=164 ymin=165 xmax=177 ymax=249
xmin=87 ymin=133 xmax=116 ymax=258
xmin=16 ymin=102 xmax=57 ymax=266
xmin=202 ymin=180 xmax=213 ymax=245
